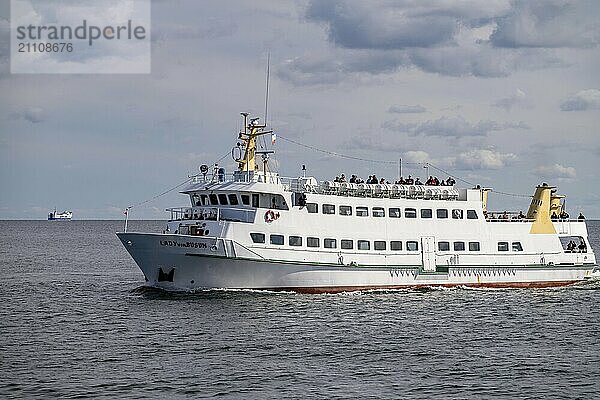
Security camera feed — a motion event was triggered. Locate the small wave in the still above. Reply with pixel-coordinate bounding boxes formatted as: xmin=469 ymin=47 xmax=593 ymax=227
xmin=128 ymin=284 xmax=295 ymax=299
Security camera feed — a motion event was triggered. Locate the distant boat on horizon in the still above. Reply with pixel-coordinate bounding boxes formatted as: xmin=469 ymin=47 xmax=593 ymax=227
xmin=48 ymin=209 xmax=73 ymax=220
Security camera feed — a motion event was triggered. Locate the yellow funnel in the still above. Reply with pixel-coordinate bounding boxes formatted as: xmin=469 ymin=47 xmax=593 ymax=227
xmin=527 ymin=183 xmax=556 ymax=234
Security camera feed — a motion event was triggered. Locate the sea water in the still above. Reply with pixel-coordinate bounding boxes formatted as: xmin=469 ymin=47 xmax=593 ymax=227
xmin=1 ymin=220 xmax=599 ymax=399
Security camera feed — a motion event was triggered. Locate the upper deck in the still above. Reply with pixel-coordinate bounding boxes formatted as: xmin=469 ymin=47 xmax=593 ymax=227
xmin=183 ymin=170 xmax=463 ymax=202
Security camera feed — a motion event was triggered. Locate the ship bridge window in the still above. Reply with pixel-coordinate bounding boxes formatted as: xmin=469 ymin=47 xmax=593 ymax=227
xmin=469 ymin=242 xmax=481 ymax=251
xmin=358 ymin=240 xmax=370 ymax=250
xmin=373 ymin=207 xmax=385 ymax=217
xmin=191 ymin=194 xmax=200 ymax=206
xmin=218 ymin=194 xmax=229 ymax=205
xmin=356 ymin=207 xmax=369 ymax=217
xmin=405 ymin=208 xmax=417 ymax=218
xmin=289 ymin=236 xmax=302 ymax=247
xmin=307 ymin=237 xmax=320 ymax=248
xmin=559 ymin=236 xmax=587 ymax=253
xmin=437 ymin=209 xmax=448 ymax=219
xmin=339 ymin=206 xmax=352 ymax=216
xmin=341 ymin=239 xmax=353 ymax=250
xmin=269 ymin=195 xmax=289 ymax=210
xmin=454 ymin=241 xmax=465 ymax=251
xmin=324 ymin=238 xmax=337 ymax=249
xmin=407 ymin=241 xmax=419 ymax=251
xmin=241 ymin=194 xmax=250 ymax=205
xmin=200 ymin=194 xmax=209 ymax=205
xmin=209 ymin=194 xmax=219 ymax=205
xmin=270 ymin=234 xmax=284 ymax=245
xmin=374 ymin=241 xmax=386 ymax=251
xmin=389 ymin=208 xmax=401 ymax=218
xmin=512 ymin=242 xmax=523 ymax=252
xmin=390 ymin=241 xmax=403 ymax=251
xmin=421 ymin=209 xmax=432 ymax=219
xmin=228 ymin=194 xmax=239 ymax=206
xmin=467 ymin=210 xmax=478 ymax=219
xmin=452 ymin=209 xmax=463 ymax=219
xmin=323 ymin=204 xmax=335 ymax=214
xmin=250 ymin=233 xmax=265 ymax=244
xmin=306 ymin=203 xmax=318 ymax=213
xmin=498 ymin=242 xmax=509 ymax=251
xmin=252 ymin=194 xmax=259 ymax=208
xmin=438 ymin=241 xmax=450 ymax=251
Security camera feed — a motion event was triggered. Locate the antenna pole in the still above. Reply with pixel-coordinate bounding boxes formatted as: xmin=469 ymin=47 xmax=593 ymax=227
xmin=264 ymin=52 xmax=270 ymax=125
xmin=398 ymin=158 xmax=402 ymax=180
xmin=124 ymin=207 xmax=130 ymax=233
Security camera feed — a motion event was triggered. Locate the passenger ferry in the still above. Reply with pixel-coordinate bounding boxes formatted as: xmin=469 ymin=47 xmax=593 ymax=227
xmin=48 ymin=209 xmax=73 ymax=220
xmin=117 ymin=113 xmax=596 ymax=292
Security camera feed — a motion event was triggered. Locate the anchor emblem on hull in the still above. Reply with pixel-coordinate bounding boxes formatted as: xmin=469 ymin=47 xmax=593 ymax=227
xmin=158 ymin=267 xmax=175 ymax=282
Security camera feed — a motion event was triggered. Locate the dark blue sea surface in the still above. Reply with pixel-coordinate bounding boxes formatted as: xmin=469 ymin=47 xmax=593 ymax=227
xmin=1 ymin=220 xmax=599 ymax=399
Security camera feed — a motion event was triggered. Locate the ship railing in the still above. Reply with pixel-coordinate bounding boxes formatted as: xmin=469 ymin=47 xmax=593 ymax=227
xmin=166 ymin=206 xmax=255 ymax=223
xmin=485 ymin=211 xmax=533 ymax=222
xmin=188 ymin=172 xmax=464 ymax=201
xmin=294 ymin=180 xmax=459 ymax=200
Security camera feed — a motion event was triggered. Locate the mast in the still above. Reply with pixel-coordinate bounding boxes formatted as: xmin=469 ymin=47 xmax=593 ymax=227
xmin=237 ymin=114 xmax=272 ymax=174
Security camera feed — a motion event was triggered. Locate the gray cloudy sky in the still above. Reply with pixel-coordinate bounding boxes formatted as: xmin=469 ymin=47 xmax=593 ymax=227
xmin=1 ymin=0 xmax=599 ymax=219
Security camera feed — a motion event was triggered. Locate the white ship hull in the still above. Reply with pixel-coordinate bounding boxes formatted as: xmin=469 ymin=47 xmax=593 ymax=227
xmin=118 ymin=232 xmax=594 ymax=293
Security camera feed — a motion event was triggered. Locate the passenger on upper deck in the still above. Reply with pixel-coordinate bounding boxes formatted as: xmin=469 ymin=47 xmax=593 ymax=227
xmin=518 ymin=211 xmax=525 ymax=219
xmin=551 ymin=211 xmax=558 ymax=221
xmin=578 ymin=240 xmax=587 ymax=253
xmin=560 ymin=210 xmax=569 ymax=220
xmin=405 ymin=175 xmax=414 ymax=185
xmin=339 ymin=174 xmax=347 ymax=183
xmin=414 ymin=177 xmax=423 ymax=185
xmin=446 ymin=177 xmax=456 ymax=186
xmin=578 ymin=212 xmax=585 ymax=221
xmin=396 ymin=176 xmax=405 ymax=184
xmin=350 ymin=174 xmax=357 ymax=183
xmin=424 ymin=176 xmax=438 ymax=186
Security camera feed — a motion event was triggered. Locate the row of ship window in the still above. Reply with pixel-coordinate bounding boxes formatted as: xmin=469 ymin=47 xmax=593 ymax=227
xmin=306 ymin=203 xmax=478 ymax=219
xmin=250 ymin=233 xmax=523 ymax=252
xmin=194 ymin=193 xmax=254 ymax=207
xmin=191 ymin=194 xmax=479 ymax=221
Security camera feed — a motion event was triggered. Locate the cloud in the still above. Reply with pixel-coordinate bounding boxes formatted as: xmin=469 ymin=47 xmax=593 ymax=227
xmin=388 ymin=104 xmax=426 ymax=114
xmin=454 ymin=149 xmax=517 ymax=170
xmin=402 ymin=150 xmax=430 ymax=164
xmin=277 ymin=43 xmax=565 ymax=85
xmin=490 ymin=0 xmax=600 ymax=49
xmin=382 ymin=116 xmax=529 ymax=137
xmin=400 ymin=148 xmax=516 ymax=171
xmin=559 ymin=89 xmax=600 ymax=111
xmin=341 ymin=132 xmax=411 ymax=153
xmin=306 ymin=0 xmax=461 ymax=50
xmin=277 ymin=0 xmax=583 ymax=84
xmin=492 ymin=89 xmax=533 ymax=111
xmin=533 ymin=163 xmax=576 ymax=179
xmin=12 ymin=106 xmax=46 ymax=123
